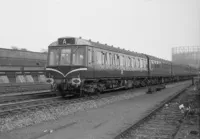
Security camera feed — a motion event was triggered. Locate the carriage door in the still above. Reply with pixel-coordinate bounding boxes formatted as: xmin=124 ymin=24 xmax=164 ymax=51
xmin=88 ymin=47 xmax=94 ymax=78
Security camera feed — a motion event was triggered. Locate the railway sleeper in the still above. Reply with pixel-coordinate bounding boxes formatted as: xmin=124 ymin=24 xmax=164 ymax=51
xmin=136 ymin=127 xmax=175 ymax=135
xmin=146 ymin=120 xmax=178 ymax=125
xmin=131 ymin=134 xmax=171 ymax=139
xmin=141 ymin=125 xmax=177 ymax=130
xmin=0 ymin=84 xmax=51 ymax=94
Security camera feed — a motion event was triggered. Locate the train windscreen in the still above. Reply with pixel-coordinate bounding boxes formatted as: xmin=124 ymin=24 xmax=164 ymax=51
xmin=60 ymin=48 xmax=71 ymax=65
xmin=48 ymin=46 xmax=85 ymax=66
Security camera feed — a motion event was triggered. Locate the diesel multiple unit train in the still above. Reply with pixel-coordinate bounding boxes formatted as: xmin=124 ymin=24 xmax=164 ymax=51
xmin=46 ymin=37 xmax=198 ymax=97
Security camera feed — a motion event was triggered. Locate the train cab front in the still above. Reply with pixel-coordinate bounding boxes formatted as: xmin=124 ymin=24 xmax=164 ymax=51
xmin=46 ymin=37 xmax=89 ymax=97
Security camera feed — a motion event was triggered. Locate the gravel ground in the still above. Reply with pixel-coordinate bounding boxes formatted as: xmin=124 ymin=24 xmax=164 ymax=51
xmin=0 ymin=90 xmax=144 ymax=132
xmin=174 ymin=87 xmax=200 ymax=139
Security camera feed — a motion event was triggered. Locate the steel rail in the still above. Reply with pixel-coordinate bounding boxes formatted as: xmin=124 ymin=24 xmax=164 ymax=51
xmin=114 ymin=84 xmax=191 ymax=139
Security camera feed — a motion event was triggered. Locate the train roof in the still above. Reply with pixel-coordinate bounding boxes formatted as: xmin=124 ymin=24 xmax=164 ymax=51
xmin=145 ymin=54 xmax=171 ymax=64
xmin=49 ymin=37 xmax=145 ymax=58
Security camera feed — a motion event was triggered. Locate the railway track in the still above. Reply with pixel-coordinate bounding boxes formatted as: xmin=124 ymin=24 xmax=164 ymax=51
xmin=114 ymin=84 xmax=199 ymax=139
xmin=0 ymin=81 xmax=189 ymax=119
xmin=0 ymin=91 xmax=55 ymax=105
xmin=0 ymin=84 xmax=148 ymax=118
xmin=0 ymin=95 xmax=80 ymax=118
xmin=0 ymin=85 xmax=139 ymax=118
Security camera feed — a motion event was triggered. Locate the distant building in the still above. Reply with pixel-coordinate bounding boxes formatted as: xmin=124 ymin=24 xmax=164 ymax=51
xmin=172 ymin=46 xmax=200 ymax=69
xmin=0 ymin=48 xmax=47 ymax=67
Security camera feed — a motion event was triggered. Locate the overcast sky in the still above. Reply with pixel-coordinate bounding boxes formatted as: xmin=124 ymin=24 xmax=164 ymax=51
xmin=0 ymin=0 xmax=199 ymax=60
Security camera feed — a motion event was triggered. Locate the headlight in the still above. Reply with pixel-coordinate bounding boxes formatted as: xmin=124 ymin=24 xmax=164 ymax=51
xmin=71 ymin=78 xmax=81 ymax=86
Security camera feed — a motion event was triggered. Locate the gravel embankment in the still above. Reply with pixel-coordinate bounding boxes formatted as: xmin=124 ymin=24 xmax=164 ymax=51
xmin=0 ymin=90 xmax=144 ymax=132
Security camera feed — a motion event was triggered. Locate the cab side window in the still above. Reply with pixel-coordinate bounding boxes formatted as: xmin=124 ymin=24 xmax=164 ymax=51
xmin=109 ymin=53 xmax=113 ymax=66
xmin=120 ymin=55 xmax=124 ymax=67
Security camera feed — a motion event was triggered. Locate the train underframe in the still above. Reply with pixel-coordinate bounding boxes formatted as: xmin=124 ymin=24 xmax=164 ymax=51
xmin=55 ymin=75 xmax=192 ymax=97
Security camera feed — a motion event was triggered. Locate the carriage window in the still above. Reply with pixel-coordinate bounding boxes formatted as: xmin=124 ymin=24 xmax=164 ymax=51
xmin=96 ymin=51 xmax=102 ymax=64
xmin=139 ymin=59 xmax=142 ymax=68
xmin=156 ymin=61 xmax=160 ymax=68
xmin=154 ymin=61 xmax=156 ymax=68
xmin=140 ymin=59 xmax=143 ymax=68
xmin=120 ymin=56 xmax=123 ymax=66
xmin=60 ymin=48 xmax=71 ymax=65
xmin=144 ymin=60 xmax=147 ymax=69
xmin=124 ymin=57 xmax=127 ymax=67
xmin=115 ymin=54 xmax=117 ymax=66
xmin=106 ymin=53 xmax=110 ymax=65
xmin=151 ymin=60 xmax=154 ymax=69
xmin=109 ymin=53 xmax=112 ymax=65
xmin=152 ymin=61 xmax=155 ymax=68
xmin=136 ymin=58 xmax=140 ymax=68
xmin=72 ymin=47 xmax=84 ymax=65
xmin=129 ymin=57 xmax=132 ymax=67
xmin=116 ymin=54 xmax=120 ymax=66
xmin=88 ymin=49 xmax=92 ymax=64
xmin=112 ymin=54 xmax=115 ymax=65
xmin=132 ymin=57 xmax=136 ymax=68
xmin=101 ymin=52 xmax=105 ymax=65
xmin=127 ymin=57 xmax=131 ymax=67
xmin=49 ymin=49 xmax=60 ymax=66
xmin=123 ymin=56 xmax=126 ymax=67
xmin=104 ymin=52 xmax=109 ymax=65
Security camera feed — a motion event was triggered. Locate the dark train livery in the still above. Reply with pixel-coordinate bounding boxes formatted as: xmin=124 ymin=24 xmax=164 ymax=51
xmin=46 ymin=37 xmax=198 ymax=96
